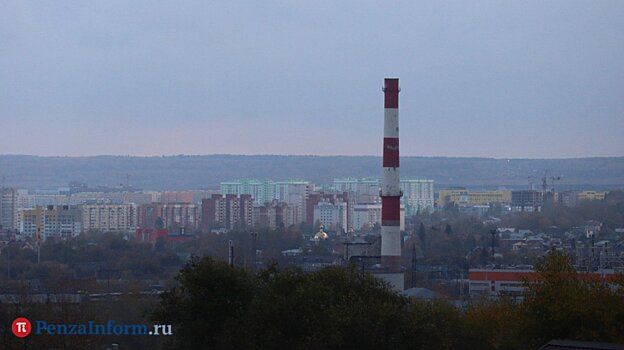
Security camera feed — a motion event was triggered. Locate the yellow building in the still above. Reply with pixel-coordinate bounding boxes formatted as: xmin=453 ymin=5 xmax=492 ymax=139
xmin=19 ymin=205 xmax=82 ymax=239
xmin=438 ymin=189 xmax=511 ymax=207
xmin=18 ymin=207 xmax=43 ymax=239
xmin=438 ymin=189 xmax=468 ymax=207
xmin=469 ymin=191 xmax=512 ymax=205
xmin=577 ymin=191 xmax=606 ymax=201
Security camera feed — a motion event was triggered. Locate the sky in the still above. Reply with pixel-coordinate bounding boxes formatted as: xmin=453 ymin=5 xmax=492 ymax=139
xmin=1 ymin=1 xmax=623 ymax=158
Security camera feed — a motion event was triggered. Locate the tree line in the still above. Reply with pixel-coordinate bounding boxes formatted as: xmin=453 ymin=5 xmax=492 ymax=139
xmin=152 ymin=251 xmax=624 ymax=350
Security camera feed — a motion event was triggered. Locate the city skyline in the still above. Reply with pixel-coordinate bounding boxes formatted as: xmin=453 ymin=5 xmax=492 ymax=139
xmin=1 ymin=1 xmax=623 ymax=158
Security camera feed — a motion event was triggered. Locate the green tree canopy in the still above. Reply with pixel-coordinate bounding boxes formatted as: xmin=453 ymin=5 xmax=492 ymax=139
xmin=152 ymin=258 xmax=414 ymax=349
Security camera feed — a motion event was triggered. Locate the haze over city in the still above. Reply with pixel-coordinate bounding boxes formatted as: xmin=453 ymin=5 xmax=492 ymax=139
xmin=3 ymin=2 xmax=624 ymax=349
xmin=2 ymin=1 xmax=623 ymax=158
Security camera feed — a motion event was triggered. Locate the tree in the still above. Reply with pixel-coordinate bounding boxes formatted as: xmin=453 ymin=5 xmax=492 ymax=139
xmin=444 ymin=223 xmax=453 ymax=235
xmin=152 ymin=257 xmax=256 ymax=349
xmin=152 ymin=257 xmax=410 ymax=349
xmin=238 ymin=266 xmax=407 ymax=349
xmin=463 ymin=296 xmax=526 ymax=350
xmin=404 ymin=300 xmax=468 ymax=350
xmin=152 ymin=251 xmax=624 ymax=349
xmin=155 ymin=217 xmax=165 ymax=229
xmin=522 ymin=251 xmax=624 ymax=346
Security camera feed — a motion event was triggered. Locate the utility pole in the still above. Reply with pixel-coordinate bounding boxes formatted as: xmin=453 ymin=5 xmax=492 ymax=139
xmin=411 ymin=243 xmax=417 ymax=288
xmin=490 ymin=229 xmax=497 ymax=264
xmin=251 ymin=231 xmax=258 ymax=273
xmin=228 ymin=240 xmax=234 ymax=267
xmin=37 ymin=227 xmax=41 ymax=264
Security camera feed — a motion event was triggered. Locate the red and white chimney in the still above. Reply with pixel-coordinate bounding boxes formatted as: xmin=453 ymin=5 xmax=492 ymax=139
xmin=381 ymin=78 xmax=401 ymax=271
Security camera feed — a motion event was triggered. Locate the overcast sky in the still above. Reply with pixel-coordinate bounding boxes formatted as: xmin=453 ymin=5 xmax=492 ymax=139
xmin=1 ymin=1 xmax=623 ymax=158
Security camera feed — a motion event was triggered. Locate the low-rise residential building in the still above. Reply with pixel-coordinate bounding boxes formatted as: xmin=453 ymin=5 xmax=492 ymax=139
xmin=438 ymin=188 xmax=511 ymax=207
xmin=468 ymin=268 xmax=535 ymax=299
xmin=578 ymin=191 xmax=606 ymax=201
xmin=469 ymin=268 xmax=618 ymax=299
xmin=135 ymin=228 xmax=193 ymax=245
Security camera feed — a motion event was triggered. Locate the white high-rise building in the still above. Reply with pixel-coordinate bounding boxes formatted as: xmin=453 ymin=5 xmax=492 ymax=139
xmin=400 ymin=179 xmax=434 ymax=215
xmin=221 ymin=180 xmax=275 ymax=205
xmin=333 ymin=178 xmax=381 ymax=204
xmin=274 ymin=181 xmax=309 ymax=224
xmin=333 ymin=178 xmax=434 ymax=215
xmin=17 ymin=189 xmax=69 ymax=209
xmin=352 ymin=204 xmax=405 ymax=232
xmin=313 ymin=201 xmax=348 ymax=233
xmin=220 ymin=180 xmax=310 ymax=224
xmin=0 ymin=188 xmax=18 ymax=231
xmin=81 ymin=204 xmax=137 ymax=233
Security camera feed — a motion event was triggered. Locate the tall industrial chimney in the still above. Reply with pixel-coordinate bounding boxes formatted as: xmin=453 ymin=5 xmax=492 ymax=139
xmin=381 ymin=78 xmax=401 ymax=272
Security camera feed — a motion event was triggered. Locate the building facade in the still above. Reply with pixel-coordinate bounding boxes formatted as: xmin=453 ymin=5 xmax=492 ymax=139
xmin=557 ymin=191 xmax=578 ymax=207
xmin=137 ymin=203 xmax=199 ymax=231
xmin=0 ymin=188 xmax=18 ymax=231
xmin=352 ymin=203 xmax=406 ymax=232
xmin=333 ymin=178 xmax=381 ymax=204
xmin=306 ymin=192 xmax=352 ymax=229
xmin=220 ymin=180 xmax=310 ymax=224
xmin=438 ymin=188 xmax=511 ymax=207
xmin=160 ymin=191 xmax=194 ymax=204
xmin=468 ymin=269 xmax=535 ymax=299
xmin=274 ymin=181 xmax=309 ymax=224
xmin=253 ymin=200 xmax=294 ymax=229
xmin=201 ymin=194 xmax=253 ymax=231
xmin=332 ymin=178 xmax=434 ymax=215
xmin=577 ymin=191 xmax=607 ymax=201
xmin=313 ymin=201 xmax=348 ymax=233
xmin=81 ymin=204 xmax=137 ymax=233
xmin=400 ymin=179 xmax=434 ymax=215
xmin=511 ymin=190 xmax=543 ymax=212
xmin=469 ymin=268 xmax=618 ymax=300
xmin=16 ymin=189 xmax=69 ymax=209
xmin=19 ymin=205 xmax=82 ymax=239
xmin=220 ymin=180 xmax=275 ymax=205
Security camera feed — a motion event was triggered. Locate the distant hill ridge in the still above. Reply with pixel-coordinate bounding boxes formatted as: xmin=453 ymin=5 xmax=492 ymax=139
xmin=1 ymin=155 xmax=623 ymax=191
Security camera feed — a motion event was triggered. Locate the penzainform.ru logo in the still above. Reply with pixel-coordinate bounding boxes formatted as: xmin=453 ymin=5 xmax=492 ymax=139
xmin=11 ymin=317 xmax=172 ymax=337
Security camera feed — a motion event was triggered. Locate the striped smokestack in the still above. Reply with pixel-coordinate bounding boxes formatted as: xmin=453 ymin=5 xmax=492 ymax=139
xmin=381 ymin=78 xmax=401 ymax=271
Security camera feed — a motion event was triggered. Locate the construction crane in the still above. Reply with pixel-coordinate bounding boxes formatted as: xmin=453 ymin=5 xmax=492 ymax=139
xmin=115 ymin=172 xmax=135 ymax=188
xmin=550 ymin=174 xmax=561 ymax=192
xmin=541 ymin=170 xmax=562 ymax=192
